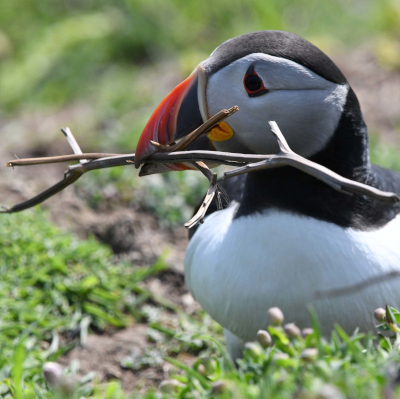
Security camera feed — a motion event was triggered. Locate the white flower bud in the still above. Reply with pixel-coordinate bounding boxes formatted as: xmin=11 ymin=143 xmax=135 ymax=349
xmin=300 ymin=348 xmax=318 ymax=362
xmin=284 ymin=323 xmax=301 ymax=338
xmin=374 ymin=308 xmax=386 ymax=322
xmin=257 ymin=330 xmax=272 ymax=348
xmin=301 ymin=328 xmax=314 ymax=338
xmin=197 ymin=363 xmax=207 ymax=376
xmin=43 ymin=363 xmax=76 ymax=395
xmin=272 ymin=353 xmax=289 ymax=361
xmin=268 ymin=307 xmax=284 ymax=326
xmin=43 ymin=362 xmax=63 ymax=387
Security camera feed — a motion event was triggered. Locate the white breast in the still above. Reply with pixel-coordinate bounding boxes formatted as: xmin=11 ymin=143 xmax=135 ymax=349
xmin=185 ymin=203 xmax=400 ymax=341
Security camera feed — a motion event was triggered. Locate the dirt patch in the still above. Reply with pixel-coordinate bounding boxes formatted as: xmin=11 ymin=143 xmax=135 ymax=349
xmin=46 ymin=192 xmax=188 ymax=272
xmin=59 ymin=324 xmax=196 ymax=393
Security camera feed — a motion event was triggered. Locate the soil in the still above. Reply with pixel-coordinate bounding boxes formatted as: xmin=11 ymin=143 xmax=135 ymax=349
xmin=58 ymin=324 xmax=196 ymax=393
xmin=0 ymin=49 xmax=399 ymax=393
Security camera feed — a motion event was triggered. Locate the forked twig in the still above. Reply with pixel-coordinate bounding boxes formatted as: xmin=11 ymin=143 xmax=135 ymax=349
xmin=146 ymin=108 xmax=234 ymax=227
xmin=185 ymin=162 xmax=229 ymax=228
xmin=224 ymin=122 xmax=399 ymax=203
xmin=150 ymin=106 xmax=239 ymax=154
xmin=2 ymin=115 xmax=399 ymax=229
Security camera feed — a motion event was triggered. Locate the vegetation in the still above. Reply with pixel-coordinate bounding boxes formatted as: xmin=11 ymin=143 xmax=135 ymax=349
xmin=0 ymin=209 xmax=164 ymax=397
xmin=0 ymin=210 xmax=399 ymax=398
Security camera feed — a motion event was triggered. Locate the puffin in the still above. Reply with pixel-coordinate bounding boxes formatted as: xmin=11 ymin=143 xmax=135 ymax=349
xmin=135 ymin=31 xmax=400 ymax=360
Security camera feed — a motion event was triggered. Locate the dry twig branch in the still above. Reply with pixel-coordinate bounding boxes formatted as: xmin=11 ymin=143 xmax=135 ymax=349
xmin=2 ymin=113 xmax=399 ymax=227
xmin=224 ymin=122 xmax=400 ymax=203
xmin=61 ymin=127 xmax=86 ymax=161
xmin=6 ymin=153 xmax=121 ymax=167
xmin=185 ymin=161 xmax=230 ymax=228
xmin=148 ymin=106 xmax=238 ymax=155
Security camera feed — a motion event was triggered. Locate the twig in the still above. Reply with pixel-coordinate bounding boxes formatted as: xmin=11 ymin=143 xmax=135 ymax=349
xmin=152 ymin=106 xmax=239 ymax=154
xmin=2 ymin=119 xmax=399 ymax=228
xmin=223 ymin=122 xmax=399 ymax=204
xmin=6 ymin=153 xmax=120 ymax=167
xmin=0 ymin=169 xmax=84 ymax=213
xmin=6 ymin=146 xmax=398 ymax=205
xmin=61 ymin=127 xmax=85 ymax=160
xmin=146 ymin=106 xmax=236 ymax=226
xmin=184 ymin=162 xmax=229 ymax=228
xmin=138 ymin=106 xmax=238 ymax=167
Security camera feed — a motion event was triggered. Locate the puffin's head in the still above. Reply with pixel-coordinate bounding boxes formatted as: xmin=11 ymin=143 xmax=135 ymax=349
xmin=135 ymin=31 xmax=351 ymax=172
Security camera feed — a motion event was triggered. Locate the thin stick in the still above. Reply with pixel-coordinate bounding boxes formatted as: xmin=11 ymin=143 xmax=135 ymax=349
xmin=0 ymin=169 xmax=84 ymax=213
xmin=184 ymin=161 xmax=229 ymax=228
xmin=6 ymin=150 xmax=399 ymax=204
xmin=148 ymin=104 xmax=237 ymax=226
xmin=7 ymin=153 xmax=121 ymax=167
xmin=159 ymin=106 xmax=239 ymax=153
xmin=223 ymin=122 xmax=400 ymax=204
xmin=185 ymin=162 xmax=219 ymax=229
xmin=61 ymin=127 xmax=83 ymax=155
xmin=2 ymin=119 xmax=399 ymax=228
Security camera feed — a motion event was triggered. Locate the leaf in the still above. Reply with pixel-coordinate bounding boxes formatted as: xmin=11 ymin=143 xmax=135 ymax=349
xmin=164 ymin=357 xmax=210 ymax=389
xmin=12 ymin=340 xmax=25 ymax=399
xmin=82 ymin=303 xmax=127 ymax=327
xmin=386 ymin=304 xmax=396 ymax=325
xmin=268 ymin=326 xmax=289 ymax=346
xmin=81 ymin=276 xmax=100 ymax=291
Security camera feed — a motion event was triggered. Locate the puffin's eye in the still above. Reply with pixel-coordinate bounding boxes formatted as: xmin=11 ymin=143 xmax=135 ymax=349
xmin=243 ymin=66 xmax=268 ymax=97
xmin=245 ymin=75 xmax=262 ymax=91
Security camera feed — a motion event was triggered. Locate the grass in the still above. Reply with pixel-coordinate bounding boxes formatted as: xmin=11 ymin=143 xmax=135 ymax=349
xmin=2 ymin=209 xmax=400 ymax=399
xmin=154 ymin=313 xmax=400 ymax=399
xmin=1 ymin=0 xmax=400 ymax=397
xmin=0 ymin=208 xmax=170 ymax=397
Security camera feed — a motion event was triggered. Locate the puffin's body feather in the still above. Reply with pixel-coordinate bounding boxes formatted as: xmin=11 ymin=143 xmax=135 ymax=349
xmin=185 ymin=202 xmax=400 ymax=354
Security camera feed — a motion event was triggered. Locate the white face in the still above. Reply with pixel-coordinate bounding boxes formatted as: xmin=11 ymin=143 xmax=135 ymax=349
xmin=202 ymin=53 xmax=349 ymax=157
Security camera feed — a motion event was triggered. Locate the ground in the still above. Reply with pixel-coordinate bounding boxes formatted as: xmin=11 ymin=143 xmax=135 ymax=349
xmin=0 ymin=48 xmax=400 ymax=395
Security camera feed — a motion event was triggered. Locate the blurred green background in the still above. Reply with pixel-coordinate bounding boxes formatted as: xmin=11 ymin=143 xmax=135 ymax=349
xmin=1 ymin=0 xmax=399 ymax=153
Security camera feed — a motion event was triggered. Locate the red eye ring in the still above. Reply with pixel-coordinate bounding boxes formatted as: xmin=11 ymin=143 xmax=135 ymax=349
xmin=243 ymin=66 xmax=268 ymax=97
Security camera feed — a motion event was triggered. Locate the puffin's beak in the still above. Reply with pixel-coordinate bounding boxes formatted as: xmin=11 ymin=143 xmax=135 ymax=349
xmin=135 ymin=65 xmax=208 ymax=173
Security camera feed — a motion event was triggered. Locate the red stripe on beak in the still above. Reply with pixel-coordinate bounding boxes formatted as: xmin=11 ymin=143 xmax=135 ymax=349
xmin=135 ymin=69 xmax=199 ymax=169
